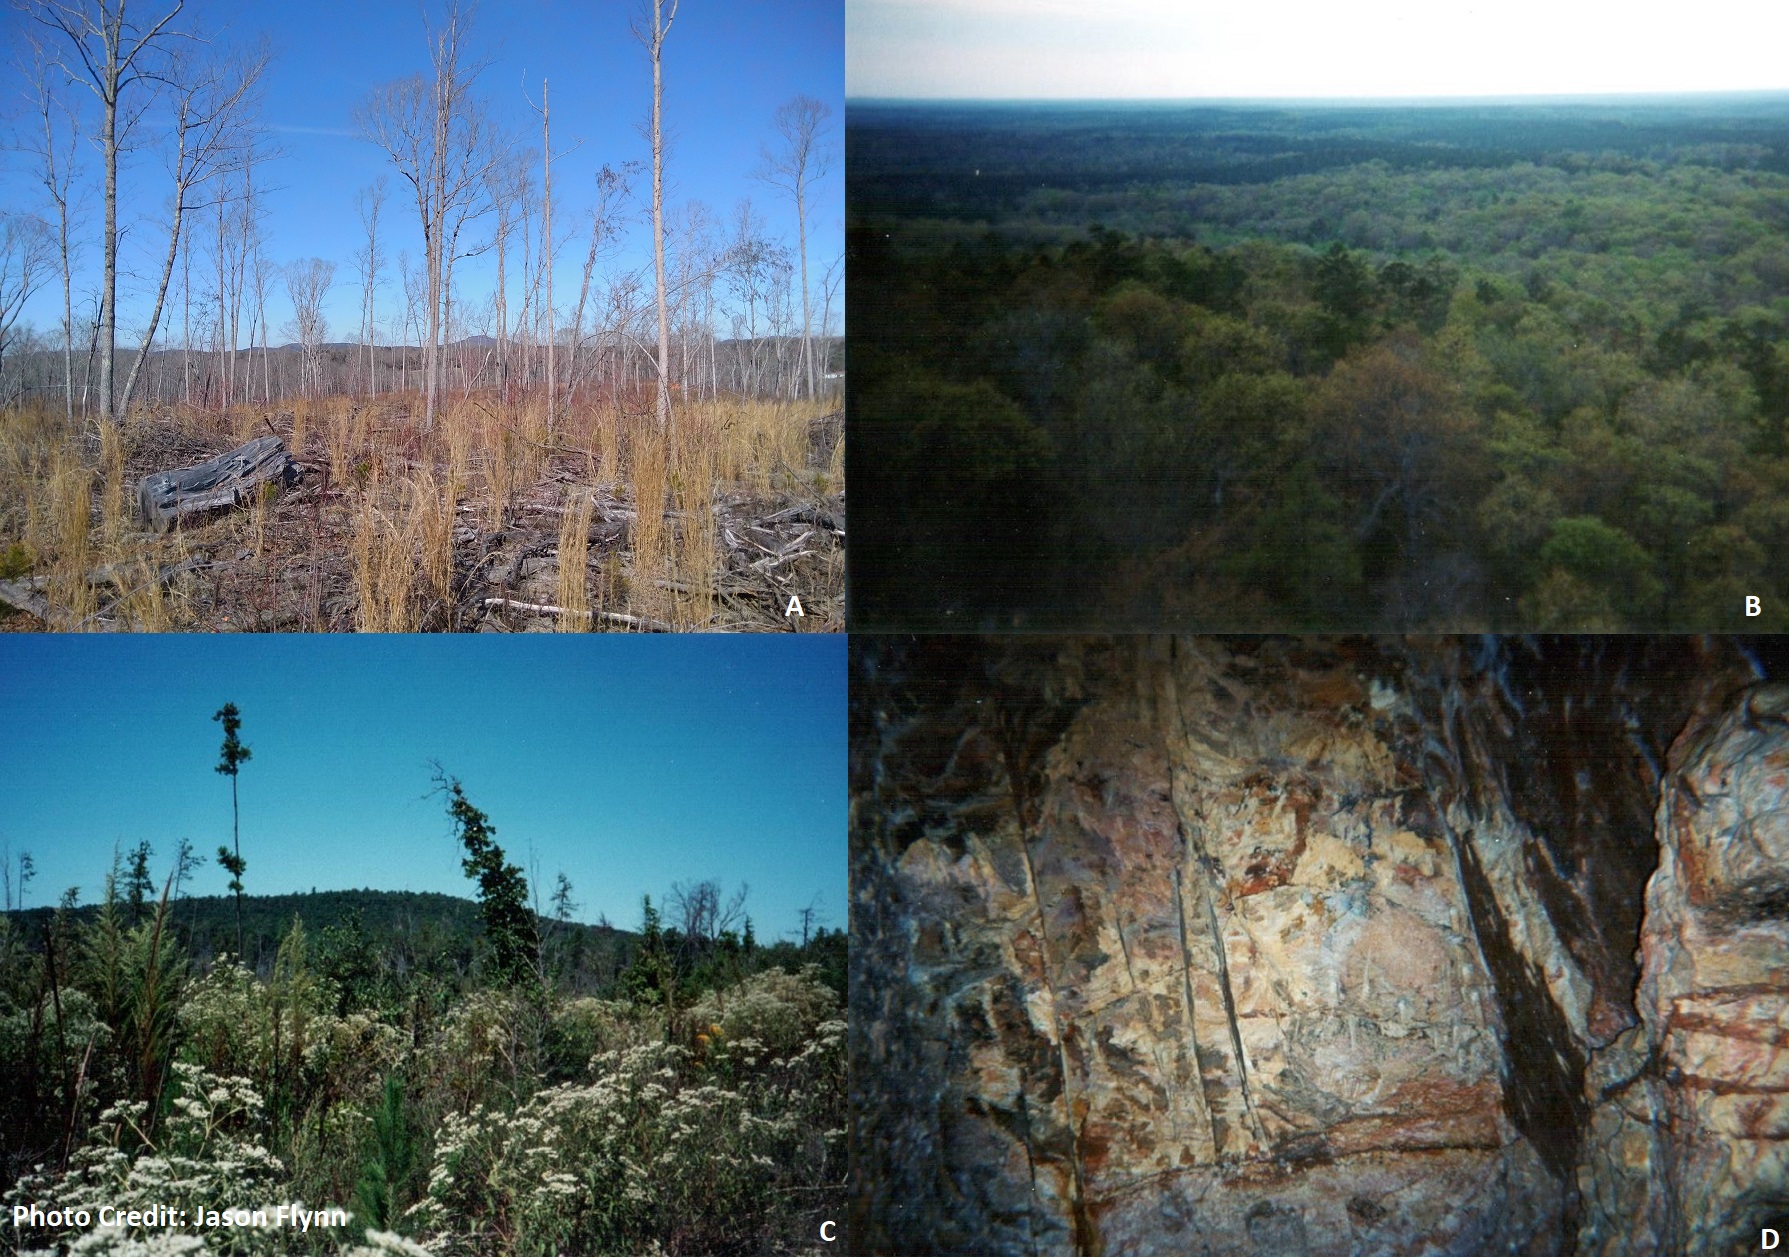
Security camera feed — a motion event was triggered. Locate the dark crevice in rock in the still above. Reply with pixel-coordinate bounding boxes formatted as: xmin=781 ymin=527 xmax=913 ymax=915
xmin=1451 ymin=816 xmax=1588 ymax=1184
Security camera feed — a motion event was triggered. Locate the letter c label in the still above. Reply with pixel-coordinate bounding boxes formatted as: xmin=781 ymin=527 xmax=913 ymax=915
xmin=820 ymin=1220 xmax=837 ymax=1243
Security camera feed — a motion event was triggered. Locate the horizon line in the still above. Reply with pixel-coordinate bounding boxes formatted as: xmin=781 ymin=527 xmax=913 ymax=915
xmin=848 ymin=88 xmax=1789 ymax=108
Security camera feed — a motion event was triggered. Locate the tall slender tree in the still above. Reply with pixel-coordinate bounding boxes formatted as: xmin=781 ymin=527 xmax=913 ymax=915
xmin=756 ymin=95 xmax=831 ymax=402
xmin=634 ymin=0 xmax=678 ymax=431
xmin=22 ymin=35 xmax=81 ymax=423
xmin=29 ymin=0 xmax=189 ymax=423
xmin=355 ymin=0 xmax=491 ymax=431
xmin=213 ymin=701 xmax=251 ymax=957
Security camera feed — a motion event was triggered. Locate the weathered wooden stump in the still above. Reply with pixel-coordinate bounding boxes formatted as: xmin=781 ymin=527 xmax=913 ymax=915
xmin=137 ymin=436 xmax=301 ymax=533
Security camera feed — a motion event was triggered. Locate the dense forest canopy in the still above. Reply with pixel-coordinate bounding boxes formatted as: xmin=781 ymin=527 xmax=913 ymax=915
xmin=850 ymin=97 xmax=1789 ymax=629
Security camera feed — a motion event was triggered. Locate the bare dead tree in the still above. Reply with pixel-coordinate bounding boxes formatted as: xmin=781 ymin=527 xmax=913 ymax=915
xmin=756 ymin=95 xmax=831 ymax=402
xmin=21 ymin=34 xmax=84 ymax=422
xmin=282 ymin=257 xmax=333 ymax=398
xmin=483 ymin=149 xmax=526 ymax=403
xmin=29 ymin=0 xmax=194 ymax=423
xmin=566 ymin=166 xmax=634 ymax=407
xmin=0 ymin=214 xmax=55 ymax=383
xmin=356 ymin=0 xmax=492 ymax=430
xmin=116 ymin=41 xmax=270 ymax=418
xmin=669 ymin=878 xmax=748 ymax=963
xmin=248 ymin=209 xmax=274 ymax=404
xmin=354 ymin=177 xmax=388 ymax=397
xmin=632 ymin=0 xmax=678 ymax=431
xmin=818 ymin=250 xmax=841 ymax=384
xmin=525 ymin=77 xmax=559 ymax=428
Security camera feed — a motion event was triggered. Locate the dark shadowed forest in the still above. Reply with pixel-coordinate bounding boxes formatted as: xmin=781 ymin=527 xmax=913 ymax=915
xmin=850 ymin=97 xmax=1789 ymax=630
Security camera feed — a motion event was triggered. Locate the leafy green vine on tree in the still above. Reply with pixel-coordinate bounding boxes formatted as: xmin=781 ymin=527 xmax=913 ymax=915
xmin=213 ymin=702 xmax=251 ymax=958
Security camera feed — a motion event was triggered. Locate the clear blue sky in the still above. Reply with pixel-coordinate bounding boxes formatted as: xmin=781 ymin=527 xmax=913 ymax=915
xmin=0 ymin=635 xmax=846 ymax=942
xmin=849 ymin=0 xmax=1789 ymax=100
xmin=5 ymin=0 xmax=843 ymax=347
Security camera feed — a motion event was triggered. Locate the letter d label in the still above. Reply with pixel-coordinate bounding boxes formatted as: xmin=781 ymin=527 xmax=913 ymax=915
xmin=1748 ymin=596 xmax=1762 ymax=617
xmin=1764 ymin=1226 xmax=1779 ymax=1249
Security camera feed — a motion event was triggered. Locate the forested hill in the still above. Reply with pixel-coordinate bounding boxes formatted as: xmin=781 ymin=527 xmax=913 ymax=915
xmin=3 ymin=889 xmax=631 ymax=993
xmin=849 ymin=96 xmax=1789 ymax=223
xmin=2 ymin=887 xmax=847 ymax=999
xmin=6 ymin=888 xmax=573 ymax=952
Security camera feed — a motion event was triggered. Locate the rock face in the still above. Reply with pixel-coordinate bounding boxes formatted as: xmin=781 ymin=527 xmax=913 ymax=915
xmin=850 ymin=636 xmax=1778 ymax=1255
xmin=1580 ymin=681 xmax=1789 ymax=1254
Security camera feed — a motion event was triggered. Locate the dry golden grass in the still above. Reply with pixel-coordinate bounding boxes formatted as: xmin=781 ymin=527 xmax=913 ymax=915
xmin=443 ymin=400 xmax=476 ymax=502
xmin=0 ymin=390 xmax=839 ymax=631
xmin=327 ymin=399 xmax=354 ymax=487
xmin=669 ymin=416 xmax=717 ymax=629
xmin=413 ymin=467 xmax=456 ymax=612
xmin=97 ymin=419 xmax=127 ymax=551
xmin=627 ymin=421 xmax=669 ymax=624
xmin=555 ymin=483 xmax=593 ymax=631
xmin=117 ymin=554 xmax=174 ymax=631
xmin=48 ymin=444 xmax=95 ymax=627
xmin=291 ymin=397 xmax=313 ymax=460
xmin=351 ymin=472 xmax=419 ymax=632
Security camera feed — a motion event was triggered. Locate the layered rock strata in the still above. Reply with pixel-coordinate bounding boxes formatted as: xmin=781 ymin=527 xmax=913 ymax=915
xmin=850 ymin=636 xmax=1778 ymax=1255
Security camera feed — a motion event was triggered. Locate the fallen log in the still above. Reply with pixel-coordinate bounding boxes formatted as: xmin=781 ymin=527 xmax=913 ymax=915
xmin=137 ymin=436 xmax=301 ymax=533
xmin=480 ymin=597 xmax=674 ymax=632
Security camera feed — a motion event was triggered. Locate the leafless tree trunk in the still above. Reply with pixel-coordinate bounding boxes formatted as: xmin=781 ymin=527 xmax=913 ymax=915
xmin=818 ymin=251 xmax=841 ymax=387
xmin=31 ymin=0 xmax=191 ymax=423
xmin=634 ymin=0 xmax=678 ymax=431
xmin=566 ymin=164 xmax=634 ymax=408
xmin=117 ymin=43 xmax=268 ymax=418
xmin=250 ymin=234 xmax=272 ymax=405
xmin=283 ymin=258 xmax=333 ymax=398
xmin=0 ymin=216 xmax=55 ymax=380
xmin=355 ymin=177 xmax=388 ymax=397
xmin=757 ymin=95 xmax=831 ymax=403
xmin=486 ymin=153 xmax=522 ymax=403
xmin=357 ymin=1 xmax=489 ymax=430
xmin=536 ymin=79 xmax=555 ymax=429
xmin=23 ymin=37 xmax=81 ymax=423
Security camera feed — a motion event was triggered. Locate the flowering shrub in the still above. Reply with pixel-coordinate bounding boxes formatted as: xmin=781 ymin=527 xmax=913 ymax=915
xmin=176 ymin=962 xmax=266 ymax=1082
xmin=1 ymin=887 xmax=845 ymax=1257
xmin=687 ymin=964 xmax=839 ymax=1063
xmin=18 ymin=1227 xmax=435 ymax=1257
xmin=409 ymin=972 xmax=846 ymax=1257
xmin=542 ymin=998 xmax=652 ymax=1079
xmin=7 ymin=1064 xmax=288 ymax=1255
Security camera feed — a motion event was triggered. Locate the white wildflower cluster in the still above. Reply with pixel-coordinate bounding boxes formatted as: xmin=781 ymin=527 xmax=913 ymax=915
xmin=16 ymin=1225 xmax=438 ymax=1257
xmin=686 ymin=964 xmax=839 ymax=1062
xmin=408 ymin=970 xmax=846 ymax=1256
xmin=6 ymin=1064 xmax=290 ymax=1256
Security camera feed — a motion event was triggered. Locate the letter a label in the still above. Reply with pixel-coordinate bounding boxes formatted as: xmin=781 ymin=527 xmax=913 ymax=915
xmin=785 ymin=595 xmax=805 ymax=618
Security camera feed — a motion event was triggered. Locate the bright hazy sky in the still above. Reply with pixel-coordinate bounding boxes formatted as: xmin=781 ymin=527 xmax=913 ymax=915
xmin=0 ymin=636 xmax=845 ymax=943
xmin=848 ymin=0 xmax=1789 ymax=100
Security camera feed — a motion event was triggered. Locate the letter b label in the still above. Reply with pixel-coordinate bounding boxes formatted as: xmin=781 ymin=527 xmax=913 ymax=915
xmin=1748 ymin=596 xmax=1762 ymax=617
